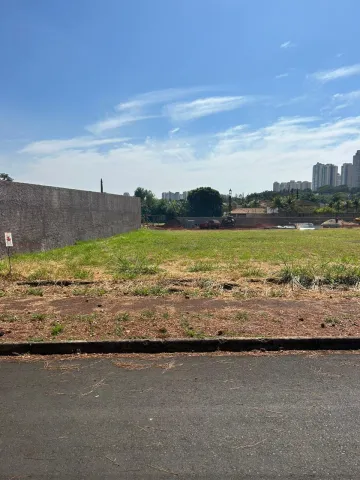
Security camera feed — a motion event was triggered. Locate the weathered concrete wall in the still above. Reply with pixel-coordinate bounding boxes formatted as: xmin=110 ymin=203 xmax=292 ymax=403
xmin=0 ymin=182 xmax=141 ymax=256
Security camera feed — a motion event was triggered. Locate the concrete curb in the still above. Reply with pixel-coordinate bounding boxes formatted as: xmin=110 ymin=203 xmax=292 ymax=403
xmin=1 ymin=337 xmax=360 ymax=355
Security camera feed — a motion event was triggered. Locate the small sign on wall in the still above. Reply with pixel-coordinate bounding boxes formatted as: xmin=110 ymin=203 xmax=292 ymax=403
xmin=5 ymin=232 xmax=13 ymax=247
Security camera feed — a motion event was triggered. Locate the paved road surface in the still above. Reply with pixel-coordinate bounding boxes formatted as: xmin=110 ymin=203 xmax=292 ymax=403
xmin=1 ymin=353 xmax=360 ymax=479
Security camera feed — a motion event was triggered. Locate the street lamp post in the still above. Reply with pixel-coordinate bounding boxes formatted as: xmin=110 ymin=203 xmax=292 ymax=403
xmin=228 ymin=189 xmax=232 ymax=214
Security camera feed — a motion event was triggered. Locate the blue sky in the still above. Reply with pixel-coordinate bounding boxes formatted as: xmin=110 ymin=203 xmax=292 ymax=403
xmin=2 ymin=0 xmax=360 ymax=196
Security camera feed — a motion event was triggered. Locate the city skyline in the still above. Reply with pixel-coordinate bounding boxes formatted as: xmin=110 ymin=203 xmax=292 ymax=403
xmin=311 ymin=150 xmax=360 ymax=191
xmin=273 ymin=150 xmax=360 ymax=192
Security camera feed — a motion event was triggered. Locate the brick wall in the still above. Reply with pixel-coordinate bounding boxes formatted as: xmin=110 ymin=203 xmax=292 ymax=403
xmin=0 ymin=182 xmax=141 ymax=256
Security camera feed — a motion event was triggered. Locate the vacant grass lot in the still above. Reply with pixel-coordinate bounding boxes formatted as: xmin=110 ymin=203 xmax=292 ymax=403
xmin=1 ymin=228 xmax=360 ymax=284
xmin=1 ymin=229 xmax=360 ymax=342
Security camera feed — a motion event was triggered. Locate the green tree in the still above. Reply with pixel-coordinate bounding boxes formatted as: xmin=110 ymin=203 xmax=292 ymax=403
xmin=334 ymin=200 xmax=343 ymax=213
xmin=284 ymin=196 xmax=296 ymax=212
xmin=314 ymin=206 xmax=336 ymax=214
xmin=164 ymin=200 xmax=189 ymax=219
xmin=187 ymin=187 xmax=223 ymax=216
xmin=134 ymin=187 xmax=149 ymax=201
xmin=301 ymin=191 xmax=317 ymax=203
xmin=249 ymin=199 xmax=260 ymax=208
xmin=345 ymin=199 xmax=353 ymax=212
xmin=331 ymin=192 xmax=343 ymax=204
xmin=0 ymin=173 xmax=13 ymax=181
xmin=271 ymin=196 xmax=283 ymax=210
xmin=134 ymin=187 xmax=156 ymax=220
xmin=353 ymin=198 xmax=360 ymax=213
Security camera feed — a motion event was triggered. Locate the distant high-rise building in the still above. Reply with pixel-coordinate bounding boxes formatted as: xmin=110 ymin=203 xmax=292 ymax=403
xmin=161 ymin=191 xmax=188 ymax=201
xmin=327 ymin=164 xmax=339 ymax=187
xmin=289 ymin=180 xmax=297 ymax=191
xmin=312 ymin=163 xmax=324 ymax=191
xmin=301 ymin=181 xmax=312 ymax=190
xmin=273 ymin=180 xmax=311 ymax=192
xmin=312 ymin=163 xmax=338 ymax=190
xmin=341 ymin=163 xmax=353 ymax=188
xmin=352 ymin=151 xmax=360 ymax=188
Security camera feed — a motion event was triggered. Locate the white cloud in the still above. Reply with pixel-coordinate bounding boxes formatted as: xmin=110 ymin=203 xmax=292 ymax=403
xmin=116 ymin=87 xmax=210 ymax=111
xmin=216 ymin=125 xmax=247 ymax=138
xmin=169 ymin=127 xmax=180 ymax=135
xmin=275 ymin=116 xmax=319 ymax=126
xmin=332 ymin=103 xmax=349 ymax=112
xmin=324 ymin=90 xmax=360 ymax=114
xmin=87 ymin=87 xmax=214 ymax=134
xmin=275 ymin=73 xmax=289 ymax=79
xmin=86 ymin=114 xmax=156 ymax=135
xmin=280 ymin=41 xmax=295 ymax=49
xmin=311 ymin=64 xmax=360 ymax=82
xmin=165 ymin=96 xmax=254 ymax=122
xmin=333 ymin=90 xmax=360 ymax=104
xmin=20 ymin=136 xmax=128 ymax=155
xmin=16 ymin=115 xmax=360 ymax=195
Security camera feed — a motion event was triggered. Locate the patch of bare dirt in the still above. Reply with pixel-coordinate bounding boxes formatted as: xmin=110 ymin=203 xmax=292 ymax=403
xmin=1 ymin=292 xmax=360 ymax=343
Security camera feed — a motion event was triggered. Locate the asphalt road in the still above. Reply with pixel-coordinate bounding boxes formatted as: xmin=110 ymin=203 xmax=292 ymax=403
xmin=1 ymin=354 xmax=360 ymax=479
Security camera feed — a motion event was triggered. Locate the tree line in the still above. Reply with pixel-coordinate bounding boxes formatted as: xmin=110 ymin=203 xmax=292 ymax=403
xmin=134 ymin=187 xmax=223 ymax=220
xmin=135 ymin=184 xmax=360 ymax=219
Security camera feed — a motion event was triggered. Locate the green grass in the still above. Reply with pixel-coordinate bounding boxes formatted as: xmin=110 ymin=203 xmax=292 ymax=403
xmin=111 ymin=255 xmax=159 ymax=279
xmin=31 ymin=313 xmax=46 ymax=321
xmin=325 ymin=316 xmax=340 ymax=325
xmin=72 ymin=287 xmax=107 ymax=296
xmin=115 ymin=313 xmax=130 ymax=322
xmin=132 ymin=285 xmax=169 ymax=296
xmin=279 ymin=261 xmax=360 ymax=287
xmin=141 ymin=309 xmax=156 ymax=319
xmin=26 ymin=288 xmax=43 ymax=296
xmin=181 ymin=318 xmax=205 ymax=338
xmin=188 ymin=261 xmax=215 ymax=273
xmin=235 ymin=311 xmax=249 ymax=321
xmin=240 ymin=266 xmax=265 ymax=278
xmin=0 ymin=313 xmax=18 ymax=322
xmin=2 ymin=229 xmax=360 ymax=284
xmin=51 ymin=322 xmax=64 ymax=336
xmin=114 ymin=313 xmax=129 ymax=337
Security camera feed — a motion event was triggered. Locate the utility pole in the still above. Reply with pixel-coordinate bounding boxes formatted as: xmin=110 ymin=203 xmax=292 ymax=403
xmin=228 ymin=188 xmax=232 ymax=214
xmin=100 ymin=178 xmax=103 ymax=193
